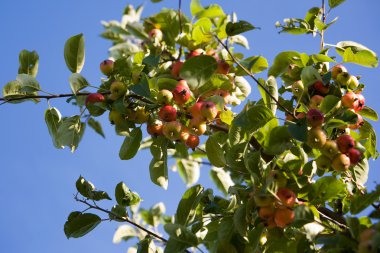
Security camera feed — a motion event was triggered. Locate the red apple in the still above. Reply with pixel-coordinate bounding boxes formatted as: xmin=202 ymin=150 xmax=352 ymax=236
xmin=348 ymin=148 xmax=362 ymax=165
xmin=149 ymin=28 xmax=163 ymax=41
xmin=172 ymin=84 xmax=191 ymax=105
xmin=100 ymin=59 xmax=114 ymax=76
xmin=186 ymin=135 xmax=200 ymax=149
xmin=341 ymin=91 xmax=358 ymax=109
xmin=186 ymin=48 xmax=205 ymax=59
xmin=158 ymin=105 xmax=177 ymax=122
xmin=336 ymin=134 xmax=355 ymax=153
xmin=200 ymin=101 xmax=218 ymax=121
xmin=85 ymin=93 xmax=105 ymax=106
xmin=307 ymin=109 xmax=324 ymax=127
xmin=331 ymin=65 xmax=348 ymax=80
xmin=332 ymin=153 xmax=351 ymax=171
xmin=171 ymin=61 xmax=184 ymax=77
xmin=216 ymin=60 xmax=230 ymax=75
xmin=313 ymin=80 xmax=330 ymax=95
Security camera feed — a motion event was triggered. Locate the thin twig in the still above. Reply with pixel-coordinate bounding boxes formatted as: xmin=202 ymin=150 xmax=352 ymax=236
xmin=176 ymin=0 xmax=183 ymax=61
xmin=214 ymin=36 xmax=296 ymax=118
xmin=320 ymin=0 xmax=326 ymax=51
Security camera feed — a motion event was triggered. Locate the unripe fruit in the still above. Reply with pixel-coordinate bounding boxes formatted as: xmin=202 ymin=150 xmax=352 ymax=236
xmin=200 ymin=101 xmax=218 ymax=121
xmin=109 ymin=81 xmax=126 ymax=100
xmin=316 ymin=155 xmax=331 ymax=170
xmin=309 ymin=95 xmax=324 ymax=109
xmin=148 ymin=28 xmax=163 ymax=41
xmin=259 ymin=206 xmax=275 ymax=220
xmin=287 ymin=64 xmax=301 ymax=80
xmin=313 ymin=80 xmax=330 ymax=95
xmin=348 ymin=148 xmax=362 ymax=165
xmin=129 ymin=107 xmax=149 ymax=124
xmin=341 ymin=91 xmax=358 ymax=109
xmin=85 ymin=93 xmax=105 ymax=106
xmin=100 ymin=59 xmax=114 ymax=76
xmin=274 ymin=208 xmax=295 ymax=228
xmin=147 ymin=120 xmax=163 ymax=136
xmin=355 ymin=93 xmax=365 ymax=111
xmin=162 ymin=121 xmax=182 ymax=141
xmin=186 ymin=48 xmax=205 ymax=59
xmin=337 ymin=72 xmax=350 ymax=86
xmin=213 ymin=89 xmax=231 ymax=103
xmin=158 ymin=105 xmax=177 ymax=122
xmin=331 ymin=65 xmax=348 ymax=80
xmin=291 ymin=80 xmax=304 ymax=97
xmin=307 ymin=109 xmax=324 ymax=127
xmin=177 ymin=79 xmax=189 ymax=88
xmin=189 ymin=102 xmax=203 ymax=119
xmin=186 ymin=135 xmax=200 ymax=149
xmin=179 ymin=127 xmax=190 ymax=143
xmin=347 ymin=75 xmax=360 ymax=90
xmin=171 ymin=61 xmax=184 ymax=77
xmin=216 ymin=60 xmax=230 ymax=75
xmin=157 ymin=89 xmax=173 ymax=105
xmin=268 ymin=171 xmax=287 ymax=188
xmin=276 ymin=188 xmax=296 ymax=208
xmin=109 ymin=110 xmax=124 ymax=126
xmin=307 ymin=127 xmax=327 ymax=149
xmin=332 ymin=153 xmax=351 ymax=171
xmin=188 ymin=118 xmax=207 ymax=136
xmin=336 ymin=134 xmax=355 ymax=153
xmin=172 ymin=84 xmax=191 ymax=105
xmin=321 ymin=140 xmax=339 ymax=159
xmin=349 ymin=114 xmax=364 ymax=130
xmin=254 ymin=194 xmax=274 ymax=207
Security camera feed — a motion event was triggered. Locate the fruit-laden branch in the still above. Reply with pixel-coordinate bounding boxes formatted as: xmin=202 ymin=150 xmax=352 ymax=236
xmin=214 ymin=36 xmax=296 ymax=119
xmin=74 ymin=196 xmax=193 ymax=253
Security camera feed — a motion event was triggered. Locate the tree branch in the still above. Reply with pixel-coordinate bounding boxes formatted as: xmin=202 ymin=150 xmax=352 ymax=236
xmin=320 ymin=0 xmax=326 ymax=51
xmin=176 ymin=0 xmax=183 ymax=61
xmin=214 ymin=36 xmax=296 ymax=119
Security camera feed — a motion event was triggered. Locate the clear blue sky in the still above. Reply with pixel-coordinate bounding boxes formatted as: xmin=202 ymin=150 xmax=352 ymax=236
xmin=0 ymin=1 xmax=379 ymax=252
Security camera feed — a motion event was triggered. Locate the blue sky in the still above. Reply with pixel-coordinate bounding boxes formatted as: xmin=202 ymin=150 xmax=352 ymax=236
xmin=0 ymin=1 xmax=379 ymax=252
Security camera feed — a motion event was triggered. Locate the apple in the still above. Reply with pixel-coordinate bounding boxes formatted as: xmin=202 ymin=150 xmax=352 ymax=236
xmin=307 ymin=127 xmax=327 ymax=149
xmin=332 ymin=153 xmax=351 ymax=171
xmin=316 ymin=155 xmax=331 ymax=170
xmin=313 ymin=80 xmax=330 ymax=95
xmin=162 ymin=121 xmax=182 ymax=141
xmin=254 ymin=194 xmax=274 ymax=207
xmin=186 ymin=135 xmax=200 ymax=149
xmin=189 ymin=102 xmax=204 ymax=119
xmin=259 ymin=206 xmax=275 ymax=220
xmin=274 ymin=208 xmax=295 ymax=228
xmin=188 ymin=118 xmax=207 ymax=136
xmin=157 ymin=89 xmax=173 ymax=105
xmin=85 ymin=93 xmax=105 ymax=106
xmin=179 ymin=127 xmax=190 ymax=143
xmin=336 ymin=134 xmax=355 ymax=153
xmin=186 ymin=48 xmax=205 ymax=59
xmin=158 ymin=105 xmax=177 ymax=122
xmin=148 ymin=28 xmax=163 ymax=41
xmin=128 ymin=107 xmax=149 ymax=124
xmin=331 ymin=64 xmax=348 ymax=80
xmin=309 ymin=95 xmax=324 ymax=109
xmin=172 ymin=83 xmax=191 ymax=105
xmin=109 ymin=81 xmax=126 ymax=100
xmin=291 ymin=80 xmax=304 ymax=97
xmin=355 ymin=93 xmax=365 ymax=111
xmin=171 ymin=61 xmax=184 ymax=77
xmin=206 ymin=49 xmax=219 ymax=61
xmin=100 ymin=59 xmax=114 ymax=76
xmin=336 ymin=72 xmax=350 ymax=86
xmin=341 ymin=91 xmax=358 ymax=109
xmin=276 ymin=188 xmax=296 ymax=208
xmin=307 ymin=109 xmax=324 ymax=127
xmin=268 ymin=170 xmax=287 ymax=188
xmin=321 ymin=140 xmax=339 ymax=159
xmin=147 ymin=120 xmax=163 ymax=136
xmin=348 ymin=148 xmax=362 ymax=165
xmin=213 ymin=89 xmax=231 ymax=103
xmin=200 ymin=101 xmax=218 ymax=121
xmin=109 ymin=110 xmax=124 ymax=126
xmin=216 ymin=60 xmax=230 ymax=75
xmin=349 ymin=114 xmax=364 ymax=130
xmin=347 ymin=75 xmax=360 ymax=90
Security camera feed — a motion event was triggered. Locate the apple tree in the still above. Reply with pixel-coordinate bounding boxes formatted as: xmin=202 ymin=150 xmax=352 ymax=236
xmin=1 ymin=0 xmax=380 ymax=252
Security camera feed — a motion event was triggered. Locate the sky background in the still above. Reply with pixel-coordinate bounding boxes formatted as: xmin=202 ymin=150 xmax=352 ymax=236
xmin=0 ymin=1 xmax=379 ymax=252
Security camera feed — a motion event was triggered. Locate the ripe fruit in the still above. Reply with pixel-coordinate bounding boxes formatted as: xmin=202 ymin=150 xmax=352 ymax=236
xmin=355 ymin=93 xmax=365 ymax=111
xmin=348 ymin=148 xmax=362 ymax=165
xmin=337 ymin=72 xmax=350 ymax=86
xmin=85 ymin=93 xmax=105 ymax=106
xmin=307 ymin=127 xmax=327 ymax=149
xmin=321 ymin=140 xmax=339 ymax=159
xmin=171 ymin=61 xmax=184 ymax=77
xmin=313 ymin=80 xmax=330 ymax=95
xmin=291 ymin=80 xmax=304 ymax=97
xmin=109 ymin=110 xmax=124 ymax=126
xmin=341 ymin=91 xmax=358 ymax=109
xmin=148 ymin=28 xmax=163 ymax=41
xmin=259 ymin=206 xmax=275 ymax=220
xmin=100 ymin=59 xmax=114 ymax=76
xmin=186 ymin=48 xmax=205 ymax=59
xmin=216 ymin=60 xmax=230 ymax=75
xmin=157 ymin=89 xmax=173 ymax=105
xmin=213 ymin=89 xmax=231 ymax=103
xmin=186 ymin=135 xmax=200 ymax=149
xmin=200 ymin=101 xmax=218 ymax=121
xmin=179 ymin=127 xmax=190 ymax=143
xmin=158 ymin=105 xmax=177 ymax=122
xmin=349 ymin=114 xmax=364 ymax=130
xmin=307 ymin=109 xmax=324 ymax=127
xmin=316 ymin=155 xmax=331 ymax=170
xmin=172 ymin=84 xmax=191 ymax=105
xmin=331 ymin=64 xmax=347 ymax=80
xmin=274 ymin=208 xmax=295 ymax=228
xmin=309 ymin=95 xmax=324 ymax=109
xmin=206 ymin=49 xmax=219 ymax=61
xmin=347 ymin=75 xmax=360 ymax=89
xmin=336 ymin=134 xmax=355 ymax=153
xmin=147 ymin=120 xmax=163 ymax=136
xmin=162 ymin=121 xmax=182 ymax=141
xmin=188 ymin=118 xmax=207 ymax=136
xmin=332 ymin=153 xmax=351 ymax=171
xmin=254 ymin=194 xmax=274 ymax=207
xmin=276 ymin=188 xmax=296 ymax=208
xmin=189 ymin=102 xmax=203 ymax=119
xmin=109 ymin=81 xmax=126 ymax=100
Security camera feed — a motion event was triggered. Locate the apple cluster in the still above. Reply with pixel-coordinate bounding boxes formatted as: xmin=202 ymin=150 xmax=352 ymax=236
xmin=255 ymin=187 xmax=297 ymax=229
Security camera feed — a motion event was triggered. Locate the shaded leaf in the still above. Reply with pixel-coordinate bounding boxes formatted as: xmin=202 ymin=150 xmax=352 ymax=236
xmin=87 ymin=118 xmax=105 ymax=138
xmin=119 ymin=128 xmax=142 ymax=160
xmin=176 ymin=184 xmax=203 ymax=226
xmin=64 ymin=212 xmax=101 ymax=238
xmin=18 ymin=50 xmax=39 ymax=77
xmin=64 ymin=33 xmax=85 ymax=73
xmin=57 ymin=116 xmax=86 ymax=152
xmin=226 ymin=20 xmax=256 ymax=36
xmin=69 ymin=73 xmax=89 ymax=94
xmin=45 ymin=107 xmax=63 ymax=149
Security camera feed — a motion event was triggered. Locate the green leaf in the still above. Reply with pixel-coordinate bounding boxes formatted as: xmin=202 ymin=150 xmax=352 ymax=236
xmin=177 ymin=159 xmax=200 ymax=187
xmin=268 ymin=51 xmax=301 ymax=77
xmin=359 ymin=121 xmax=378 ymax=159
xmin=320 ymin=95 xmax=340 ymax=114
xmin=257 ymin=76 xmax=278 ymax=114
xmin=263 ymin=126 xmax=293 ymax=155
xmin=226 ymin=20 xmax=256 ymax=36
xmin=179 ymin=55 xmax=218 ymax=90
xmin=69 ymin=73 xmax=89 ymax=94
xmin=234 ymin=76 xmax=251 ymax=100
xmin=18 ymin=50 xmax=39 ymax=77
xmin=237 ymin=56 xmax=268 ymax=76
xmin=137 ymin=237 xmax=157 ymax=253
xmin=164 ymin=238 xmax=189 ymax=253
xmin=287 ymin=122 xmax=308 ymax=142
xmin=45 ymin=107 xmax=63 ymax=149
xmin=87 ymin=118 xmax=105 ymax=138
xmin=57 ymin=116 xmax=86 ymax=153
xmin=210 ymin=167 xmax=234 ymax=196
xmin=301 ymin=66 xmax=322 ymax=87
xmin=16 ymin=74 xmax=41 ymax=92
xmin=190 ymin=0 xmax=203 ymax=16
xmin=336 ymin=41 xmax=378 ymax=68
xmin=328 ymin=0 xmax=346 ymax=9
xmin=149 ymin=136 xmax=169 ymax=189
xmin=233 ymin=203 xmax=248 ymax=237
xmin=115 ymin=182 xmax=141 ymax=207
xmin=350 ymin=186 xmax=380 ymax=215
xmin=119 ymin=128 xmax=142 ymax=160
xmin=64 ymin=33 xmax=85 ymax=73
xmin=358 ymin=106 xmax=378 ymax=121
xmin=248 ymin=224 xmax=265 ymax=250
xmin=130 ymin=73 xmax=151 ymax=98
xmin=112 ymin=225 xmax=136 ymax=244
xmin=311 ymin=54 xmax=335 ymax=63
xmin=196 ymin=4 xmax=225 ymax=19
xmin=64 ymin=212 xmax=101 ymax=238
xmin=292 ymin=205 xmax=316 ymax=227
xmin=2 ymin=80 xmax=39 ymax=103
xmin=351 ymin=158 xmax=369 ymax=186
xmin=192 ymin=18 xmax=213 ymax=45
xmin=176 ymin=184 xmax=203 ymax=226
xmin=164 ymin=224 xmax=198 ymax=246
xmin=206 ymin=132 xmax=227 ymax=167
xmin=309 ymin=176 xmax=346 ymax=203
xmin=75 ymin=176 xmax=111 ymax=201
